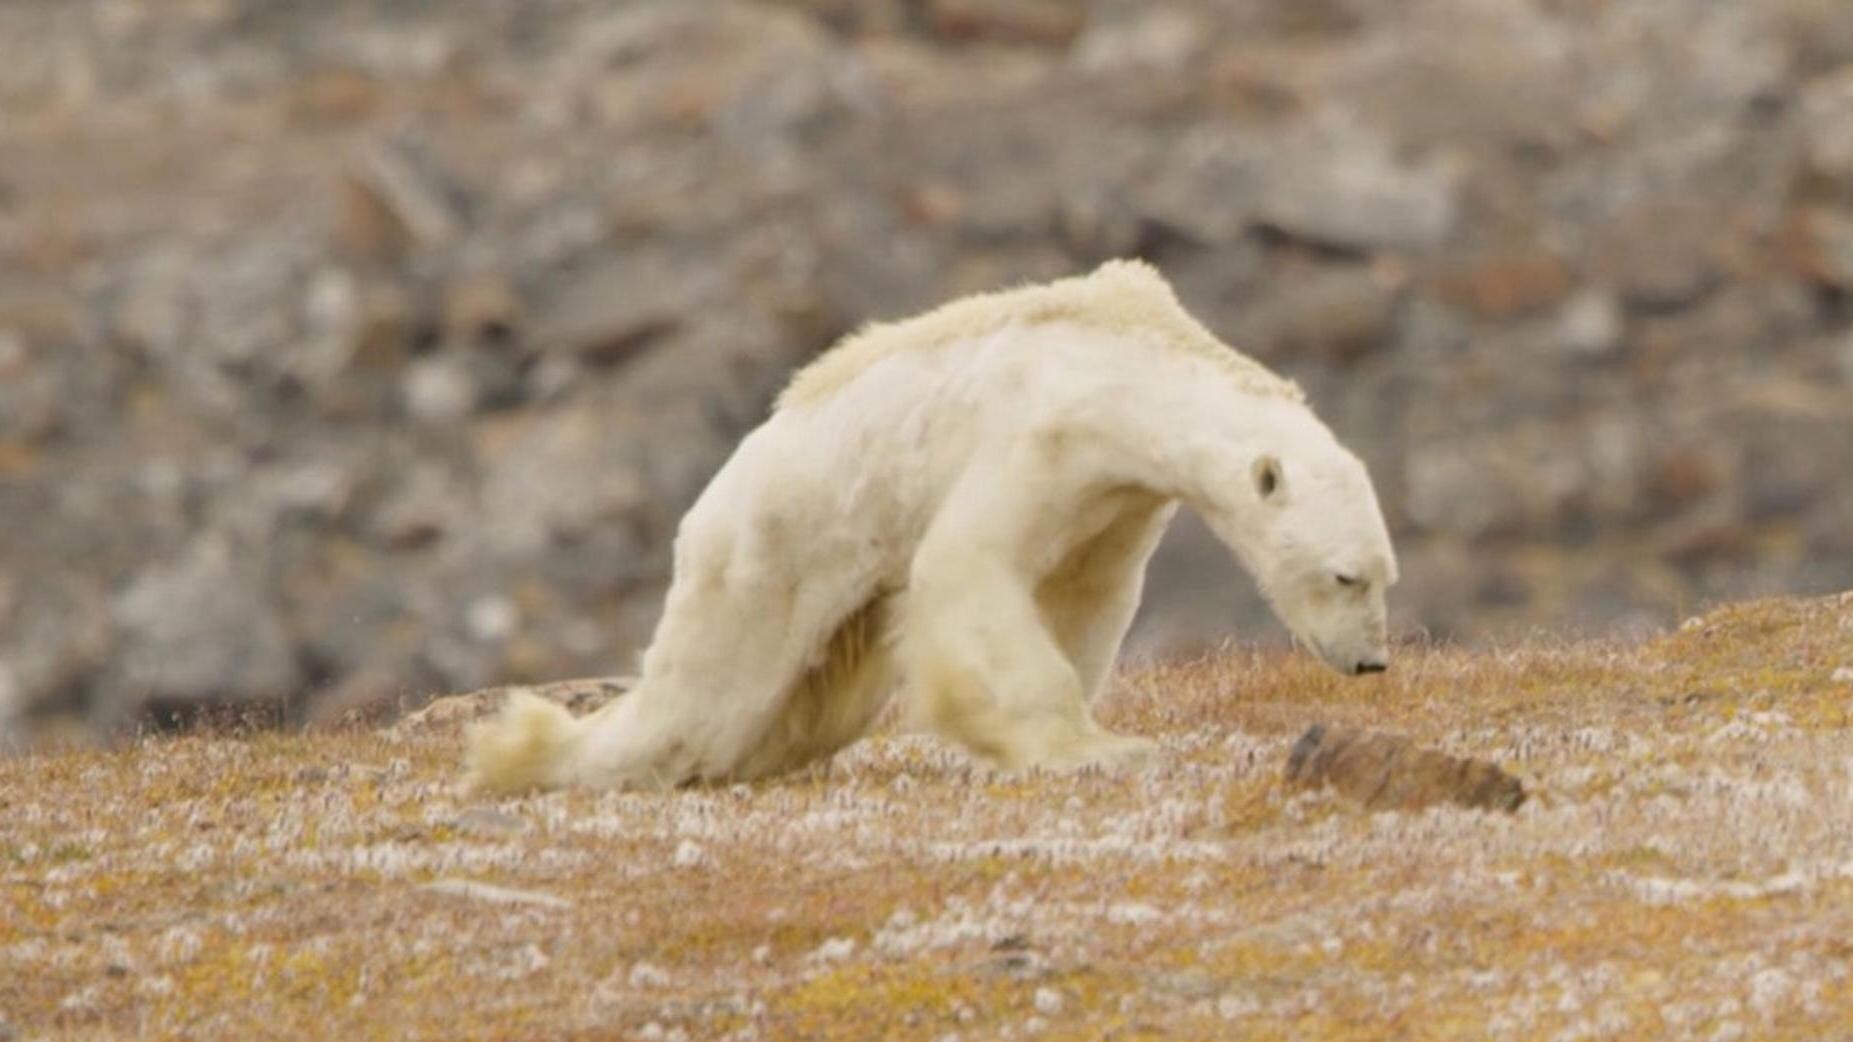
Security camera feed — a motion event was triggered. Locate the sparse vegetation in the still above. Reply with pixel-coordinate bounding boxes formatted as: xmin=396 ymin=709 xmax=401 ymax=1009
xmin=4 ymin=592 xmax=1852 ymax=1041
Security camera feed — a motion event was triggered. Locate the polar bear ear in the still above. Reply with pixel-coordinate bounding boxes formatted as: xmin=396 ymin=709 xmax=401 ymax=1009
xmin=1252 ymin=455 xmax=1285 ymax=501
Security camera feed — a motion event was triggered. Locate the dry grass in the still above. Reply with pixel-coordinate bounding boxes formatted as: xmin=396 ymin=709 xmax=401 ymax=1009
xmin=5 ymin=592 xmax=1853 ymax=1041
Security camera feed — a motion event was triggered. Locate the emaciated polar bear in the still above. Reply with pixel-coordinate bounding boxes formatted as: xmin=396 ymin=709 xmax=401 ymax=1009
xmin=467 ymin=260 xmax=1397 ymax=792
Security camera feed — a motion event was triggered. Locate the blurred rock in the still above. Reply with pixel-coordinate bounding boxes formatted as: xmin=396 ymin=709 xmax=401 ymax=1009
xmin=1556 ymin=291 xmax=1625 ymax=357
xmin=400 ymin=354 xmax=480 ymax=424
xmin=109 ymin=535 xmax=302 ymax=720
xmin=1799 ymin=65 xmax=1853 ymax=182
xmin=926 ymin=0 xmax=1086 ymax=46
xmin=444 ymin=272 xmax=522 ymax=345
xmin=1071 ymin=8 xmax=1205 ymax=74
xmin=336 ymin=136 xmax=468 ymax=262
xmin=1432 ymin=247 xmax=1571 ymax=320
xmin=1241 ymin=263 xmax=1401 ymax=363
xmin=1781 ymin=206 xmax=1853 ymax=290
xmin=1596 ymin=203 xmax=1725 ymax=312
xmin=1255 ymin=123 xmax=1460 ymax=253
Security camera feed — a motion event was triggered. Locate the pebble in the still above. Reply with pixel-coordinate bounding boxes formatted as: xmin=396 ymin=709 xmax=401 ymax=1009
xmin=1285 ymin=724 xmax=1526 ymax=813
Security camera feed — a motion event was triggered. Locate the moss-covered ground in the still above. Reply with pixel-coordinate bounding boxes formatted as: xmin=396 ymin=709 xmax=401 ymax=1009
xmin=4 ymin=592 xmax=1852 ymax=1041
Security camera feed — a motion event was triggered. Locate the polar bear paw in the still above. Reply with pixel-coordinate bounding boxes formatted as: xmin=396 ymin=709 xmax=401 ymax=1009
xmin=1020 ymin=730 xmax=1157 ymax=774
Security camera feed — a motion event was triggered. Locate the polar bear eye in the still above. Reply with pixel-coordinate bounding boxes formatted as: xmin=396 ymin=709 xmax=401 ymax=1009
xmin=1335 ymin=573 xmax=1363 ymax=589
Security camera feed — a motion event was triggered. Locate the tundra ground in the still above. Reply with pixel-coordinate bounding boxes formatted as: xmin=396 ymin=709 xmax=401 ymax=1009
xmin=5 ymin=592 xmax=1852 ymax=1041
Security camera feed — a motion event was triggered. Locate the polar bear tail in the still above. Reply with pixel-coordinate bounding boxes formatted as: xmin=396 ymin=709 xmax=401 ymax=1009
xmin=465 ymin=691 xmax=585 ymax=795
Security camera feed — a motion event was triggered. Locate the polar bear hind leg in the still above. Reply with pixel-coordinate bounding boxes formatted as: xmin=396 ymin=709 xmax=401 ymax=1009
xmin=469 ymin=449 xmax=883 ymax=793
xmin=728 ymin=593 xmax=900 ymax=780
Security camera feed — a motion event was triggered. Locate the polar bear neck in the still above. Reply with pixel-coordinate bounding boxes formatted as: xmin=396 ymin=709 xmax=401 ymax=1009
xmin=776 ymin=259 xmax=1302 ymax=412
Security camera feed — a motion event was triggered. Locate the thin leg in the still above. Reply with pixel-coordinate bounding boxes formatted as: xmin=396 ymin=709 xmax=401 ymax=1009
xmin=899 ymin=463 xmax=1154 ymax=772
xmin=1036 ymin=497 xmax=1175 ymax=702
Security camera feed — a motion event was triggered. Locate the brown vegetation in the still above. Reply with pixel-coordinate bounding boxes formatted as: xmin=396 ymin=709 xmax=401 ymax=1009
xmin=4 ymin=591 xmax=1852 ymax=1040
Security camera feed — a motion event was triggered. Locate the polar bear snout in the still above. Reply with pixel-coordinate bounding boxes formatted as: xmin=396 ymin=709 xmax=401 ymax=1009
xmin=1353 ymin=658 xmax=1388 ymax=676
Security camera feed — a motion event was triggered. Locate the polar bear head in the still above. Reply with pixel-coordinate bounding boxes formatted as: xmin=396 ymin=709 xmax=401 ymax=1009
xmin=1208 ymin=426 xmax=1398 ymax=675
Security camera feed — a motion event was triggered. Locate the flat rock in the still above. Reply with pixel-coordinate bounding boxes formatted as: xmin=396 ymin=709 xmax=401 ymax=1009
xmin=1285 ymin=724 xmax=1525 ymax=813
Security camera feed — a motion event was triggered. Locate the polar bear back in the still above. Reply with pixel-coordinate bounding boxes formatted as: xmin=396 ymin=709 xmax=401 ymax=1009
xmin=776 ymin=259 xmax=1302 ymax=412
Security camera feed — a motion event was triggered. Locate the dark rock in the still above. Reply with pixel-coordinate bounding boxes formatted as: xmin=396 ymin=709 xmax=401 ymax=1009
xmin=1239 ymin=263 xmax=1402 ymax=363
xmin=1285 ymin=724 xmax=1526 ymax=813
xmin=1430 ymin=247 xmax=1572 ymax=320
xmin=926 ymin=0 xmax=1086 ymax=46
xmin=444 ymin=272 xmax=522 ymax=345
xmin=1780 ymin=206 xmax=1853 ymax=290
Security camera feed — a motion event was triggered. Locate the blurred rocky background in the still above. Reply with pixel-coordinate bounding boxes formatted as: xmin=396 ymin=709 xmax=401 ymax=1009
xmin=4 ymin=0 xmax=1853 ymax=743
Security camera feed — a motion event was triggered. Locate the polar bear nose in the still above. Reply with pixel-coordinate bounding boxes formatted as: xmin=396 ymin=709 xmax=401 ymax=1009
xmin=1353 ymin=660 xmax=1388 ymax=676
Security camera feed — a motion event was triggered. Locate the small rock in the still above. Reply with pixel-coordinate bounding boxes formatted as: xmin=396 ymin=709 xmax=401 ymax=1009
xmin=1800 ymin=66 xmax=1853 ymax=181
xmin=336 ymin=137 xmax=467 ymax=262
xmin=927 ymin=0 xmax=1085 ymax=46
xmin=1071 ymin=8 xmax=1205 ymax=74
xmin=1781 ymin=206 xmax=1853 ymax=291
xmin=1256 ymin=127 xmax=1459 ymax=252
xmin=808 ymin=937 xmax=856 ymax=962
xmin=444 ymin=272 xmax=522 ymax=344
xmin=464 ymin=596 xmax=519 ymax=643
xmin=1242 ymin=264 xmax=1400 ymax=363
xmin=453 ymin=807 xmax=527 ymax=837
xmin=1597 ymin=203 xmax=1723 ymax=311
xmin=1285 ymin=724 xmax=1525 ymax=813
xmin=421 ymin=879 xmax=571 ymax=909
xmin=1831 ymin=666 xmax=1852 ymax=685
xmin=1432 ymin=247 xmax=1571 ymax=320
xmin=1557 ymin=291 xmax=1624 ymax=356
xmin=400 ymin=355 xmax=478 ymax=424
xmin=292 ymin=67 xmax=382 ymax=125
xmin=1149 ymin=969 xmax=1221 ymax=1000
xmin=1403 ymin=446 xmax=1520 ymax=538
xmin=1032 ymin=986 xmax=1065 ymax=1016
xmin=629 ymin=961 xmax=672 ymax=988
xmin=528 ymin=254 xmax=692 ymax=368
xmin=369 ymin=465 xmax=468 ymax=550
xmin=672 ymin=840 xmax=706 ymax=868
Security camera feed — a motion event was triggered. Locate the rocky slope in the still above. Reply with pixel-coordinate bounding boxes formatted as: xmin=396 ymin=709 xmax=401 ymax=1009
xmin=4 ymin=0 xmax=1853 ymax=734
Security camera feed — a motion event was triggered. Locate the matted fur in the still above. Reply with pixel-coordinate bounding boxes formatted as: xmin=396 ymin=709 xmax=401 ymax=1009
xmin=777 ymin=259 xmax=1303 ymax=410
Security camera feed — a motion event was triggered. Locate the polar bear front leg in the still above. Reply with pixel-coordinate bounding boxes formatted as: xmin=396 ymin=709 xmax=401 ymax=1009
xmin=901 ymin=470 xmax=1154 ymax=772
xmin=1036 ymin=496 xmax=1176 ymax=702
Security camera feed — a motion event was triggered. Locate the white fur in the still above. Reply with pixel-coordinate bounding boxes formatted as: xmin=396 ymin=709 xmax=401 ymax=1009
xmin=466 ymin=261 xmax=1397 ymax=793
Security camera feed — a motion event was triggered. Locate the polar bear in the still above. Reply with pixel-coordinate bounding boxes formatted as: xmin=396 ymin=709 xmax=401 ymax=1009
xmin=467 ymin=260 xmax=1397 ymax=793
